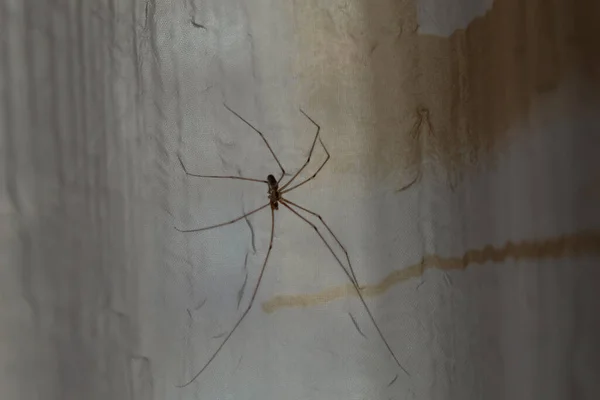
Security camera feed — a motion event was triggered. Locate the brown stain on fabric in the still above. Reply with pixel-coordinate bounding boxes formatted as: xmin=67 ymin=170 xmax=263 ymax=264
xmin=365 ymin=0 xmax=600 ymax=188
xmin=262 ymin=230 xmax=600 ymax=313
xmin=291 ymin=0 xmax=599 ymax=188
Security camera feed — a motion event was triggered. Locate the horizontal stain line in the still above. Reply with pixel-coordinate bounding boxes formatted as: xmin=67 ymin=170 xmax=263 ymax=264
xmin=261 ymin=229 xmax=600 ymax=313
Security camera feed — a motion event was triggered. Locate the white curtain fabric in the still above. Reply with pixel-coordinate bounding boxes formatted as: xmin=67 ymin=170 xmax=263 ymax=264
xmin=2 ymin=0 xmax=599 ymax=399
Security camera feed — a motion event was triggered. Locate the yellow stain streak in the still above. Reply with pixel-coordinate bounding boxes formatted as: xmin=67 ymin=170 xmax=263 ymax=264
xmin=261 ymin=230 xmax=600 ymax=313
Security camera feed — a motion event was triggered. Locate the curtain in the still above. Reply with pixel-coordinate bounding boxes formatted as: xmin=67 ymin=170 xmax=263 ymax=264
xmin=2 ymin=0 xmax=599 ymax=399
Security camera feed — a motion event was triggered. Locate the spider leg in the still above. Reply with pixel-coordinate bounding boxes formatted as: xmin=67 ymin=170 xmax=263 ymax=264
xmin=176 ymin=207 xmax=276 ymax=387
xmin=396 ymin=170 xmax=421 ymax=193
xmin=279 ymin=109 xmax=321 ymax=191
xmin=175 ymin=203 xmax=269 ymax=233
xmin=223 ymin=103 xmax=286 ymax=182
xmin=280 ymin=198 xmax=359 ymax=287
xmin=281 ymin=136 xmax=330 ymax=194
xmin=178 ymin=153 xmax=268 ymax=184
xmin=279 ymin=199 xmax=410 ymax=376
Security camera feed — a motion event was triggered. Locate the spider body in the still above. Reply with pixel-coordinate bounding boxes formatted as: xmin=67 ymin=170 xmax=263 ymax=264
xmin=267 ymin=174 xmax=280 ymax=210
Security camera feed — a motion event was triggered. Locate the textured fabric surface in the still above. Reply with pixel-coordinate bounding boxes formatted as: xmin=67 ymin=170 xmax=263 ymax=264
xmin=1 ymin=0 xmax=599 ymax=399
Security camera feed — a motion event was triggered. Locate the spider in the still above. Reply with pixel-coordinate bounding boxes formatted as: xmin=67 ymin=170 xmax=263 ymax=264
xmin=175 ymin=103 xmax=409 ymax=387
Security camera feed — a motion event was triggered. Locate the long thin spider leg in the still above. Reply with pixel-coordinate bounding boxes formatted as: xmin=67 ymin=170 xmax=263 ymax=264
xmin=396 ymin=170 xmax=421 ymax=193
xmin=279 ymin=109 xmax=321 ymax=191
xmin=177 ymin=207 xmax=276 ymax=388
xmin=279 ymin=201 xmax=410 ymax=376
xmin=178 ymin=153 xmax=267 ymax=184
xmin=222 ymin=103 xmax=286 ymax=182
xmin=175 ymin=203 xmax=269 ymax=233
xmin=281 ymin=137 xmax=330 ymax=194
xmin=280 ymin=197 xmax=359 ymax=287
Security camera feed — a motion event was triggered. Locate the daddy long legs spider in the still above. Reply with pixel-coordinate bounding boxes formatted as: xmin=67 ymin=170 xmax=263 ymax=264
xmin=175 ymin=103 xmax=409 ymax=388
